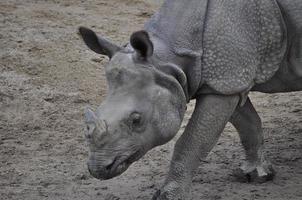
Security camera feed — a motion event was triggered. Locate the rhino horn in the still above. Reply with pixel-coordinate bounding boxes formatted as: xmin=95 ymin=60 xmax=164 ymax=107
xmin=84 ymin=107 xmax=97 ymax=136
xmin=84 ymin=107 xmax=108 ymax=139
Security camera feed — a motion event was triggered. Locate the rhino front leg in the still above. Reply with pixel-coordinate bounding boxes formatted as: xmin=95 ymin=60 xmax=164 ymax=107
xmin=153 ymin=94 xmax=239 ymax=200
xmin=230 ymin=98 xmax=275 ymax=183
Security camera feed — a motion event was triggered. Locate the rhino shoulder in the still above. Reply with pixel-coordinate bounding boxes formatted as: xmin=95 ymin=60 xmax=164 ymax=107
xmin=201 ymin=0 xmax=287 ymax=95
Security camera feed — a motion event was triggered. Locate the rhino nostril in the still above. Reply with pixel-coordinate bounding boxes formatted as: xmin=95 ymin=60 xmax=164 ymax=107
xmin=88 ymin=166 xmax=92 ymax=174
xmin=105 ymin=158 xmax=117 ymax=171
xmin=87 ymin=164 xmax=97 ymax=177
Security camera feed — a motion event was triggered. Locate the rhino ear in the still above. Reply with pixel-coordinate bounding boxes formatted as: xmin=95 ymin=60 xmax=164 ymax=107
xmin=130 ymin=30 xmax=154 ymax=60
xmin=79 ymin=27 xmax=121 ymax=58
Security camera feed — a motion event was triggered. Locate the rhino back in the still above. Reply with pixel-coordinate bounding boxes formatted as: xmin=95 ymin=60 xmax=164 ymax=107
xmin=145 ymin=0 xmax=208 ymax=53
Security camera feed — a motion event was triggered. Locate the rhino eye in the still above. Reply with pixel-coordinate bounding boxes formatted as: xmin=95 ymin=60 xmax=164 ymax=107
xmin=129 ymin=112 xmax=143 ymax=130
xmin=132 ymin=113 xmax=141 ymax=125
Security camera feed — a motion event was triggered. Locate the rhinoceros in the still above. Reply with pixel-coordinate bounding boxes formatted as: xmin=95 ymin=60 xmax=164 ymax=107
xmin=79 ymin=0 xmax=302 ymax=199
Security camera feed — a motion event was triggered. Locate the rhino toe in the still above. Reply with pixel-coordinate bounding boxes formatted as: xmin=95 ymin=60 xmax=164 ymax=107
xmin=233 ymin=162 xmax=275 ymax=183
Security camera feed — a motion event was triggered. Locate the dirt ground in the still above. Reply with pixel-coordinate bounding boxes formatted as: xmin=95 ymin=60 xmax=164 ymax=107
xmin=0 ymin=0 xmax=301 ymax=200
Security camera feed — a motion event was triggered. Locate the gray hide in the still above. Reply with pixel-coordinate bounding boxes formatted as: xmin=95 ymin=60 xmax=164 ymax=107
xmin=145 ymin=0 xmax=287 ymax=97
xmin=79 ymin=0 xmax=302 ymax=199
xmin=253 ymin=0 xmax=302 ymax=92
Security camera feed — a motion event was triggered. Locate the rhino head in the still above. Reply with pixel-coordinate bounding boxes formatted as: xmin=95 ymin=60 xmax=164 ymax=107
xmin=79 ymin=27 xmax=187 ymax=180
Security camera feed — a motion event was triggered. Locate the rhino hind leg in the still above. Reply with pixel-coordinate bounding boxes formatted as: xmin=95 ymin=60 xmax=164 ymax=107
xmin=230 ymin=98 xmax=275 ymax=183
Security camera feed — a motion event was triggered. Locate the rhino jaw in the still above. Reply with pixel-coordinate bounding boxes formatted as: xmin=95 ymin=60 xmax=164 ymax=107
xmin=87 ymin=149 xmax=142 ymax=180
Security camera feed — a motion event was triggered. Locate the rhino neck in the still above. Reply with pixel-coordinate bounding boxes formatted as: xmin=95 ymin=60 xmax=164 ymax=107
xmin=148 ymin=33 xmax=203 ymax=101
xmin=143 ymin=0 xmax=209 ymax=100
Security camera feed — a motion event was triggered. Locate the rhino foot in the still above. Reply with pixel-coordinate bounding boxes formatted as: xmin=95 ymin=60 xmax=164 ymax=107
xmin=233 ymin=161 xmax=275 ymax=183
xmin=152 ymin=181 xmax=187 ymax=200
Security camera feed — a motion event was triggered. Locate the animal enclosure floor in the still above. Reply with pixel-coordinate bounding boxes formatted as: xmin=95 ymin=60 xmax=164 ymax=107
xmin=0 ymin=0 xmax=301 ymax=199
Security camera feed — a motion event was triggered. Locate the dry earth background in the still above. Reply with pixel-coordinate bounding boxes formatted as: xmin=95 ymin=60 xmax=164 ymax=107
xmin=0 ymin=0 xmax=302 ymax=199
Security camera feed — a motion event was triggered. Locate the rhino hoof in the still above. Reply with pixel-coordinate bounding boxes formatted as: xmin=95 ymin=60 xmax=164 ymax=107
xmin=152 ymin=189 xmax=176 ymax=200
xmin=152 ymin=190 xmax=161 ymax=200
xmin=152 ymin=183 xmax=186 ymax=200
xmin=233 ymin=163 xmax=275 ymax=183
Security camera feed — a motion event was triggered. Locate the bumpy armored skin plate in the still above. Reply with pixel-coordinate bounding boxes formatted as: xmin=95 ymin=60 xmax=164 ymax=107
xmin=202 ymin=0 xmax=287 ymax=94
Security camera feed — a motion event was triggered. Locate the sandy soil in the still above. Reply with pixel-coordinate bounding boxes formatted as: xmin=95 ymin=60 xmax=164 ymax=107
xmin=0 ymin=0 xmax=301 ymax=200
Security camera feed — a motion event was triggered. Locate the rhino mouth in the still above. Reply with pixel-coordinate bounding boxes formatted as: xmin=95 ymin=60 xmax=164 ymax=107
xmin=105 ymin=150 xmax=142 ymax=178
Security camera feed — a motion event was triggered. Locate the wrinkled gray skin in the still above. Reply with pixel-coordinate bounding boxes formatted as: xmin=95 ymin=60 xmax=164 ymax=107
xmin=79 ymin=0 xmax=302 ymax=199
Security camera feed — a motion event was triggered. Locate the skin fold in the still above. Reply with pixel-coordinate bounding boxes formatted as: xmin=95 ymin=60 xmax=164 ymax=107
xmin=79 ymin=0 xmax=302 ymax=199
